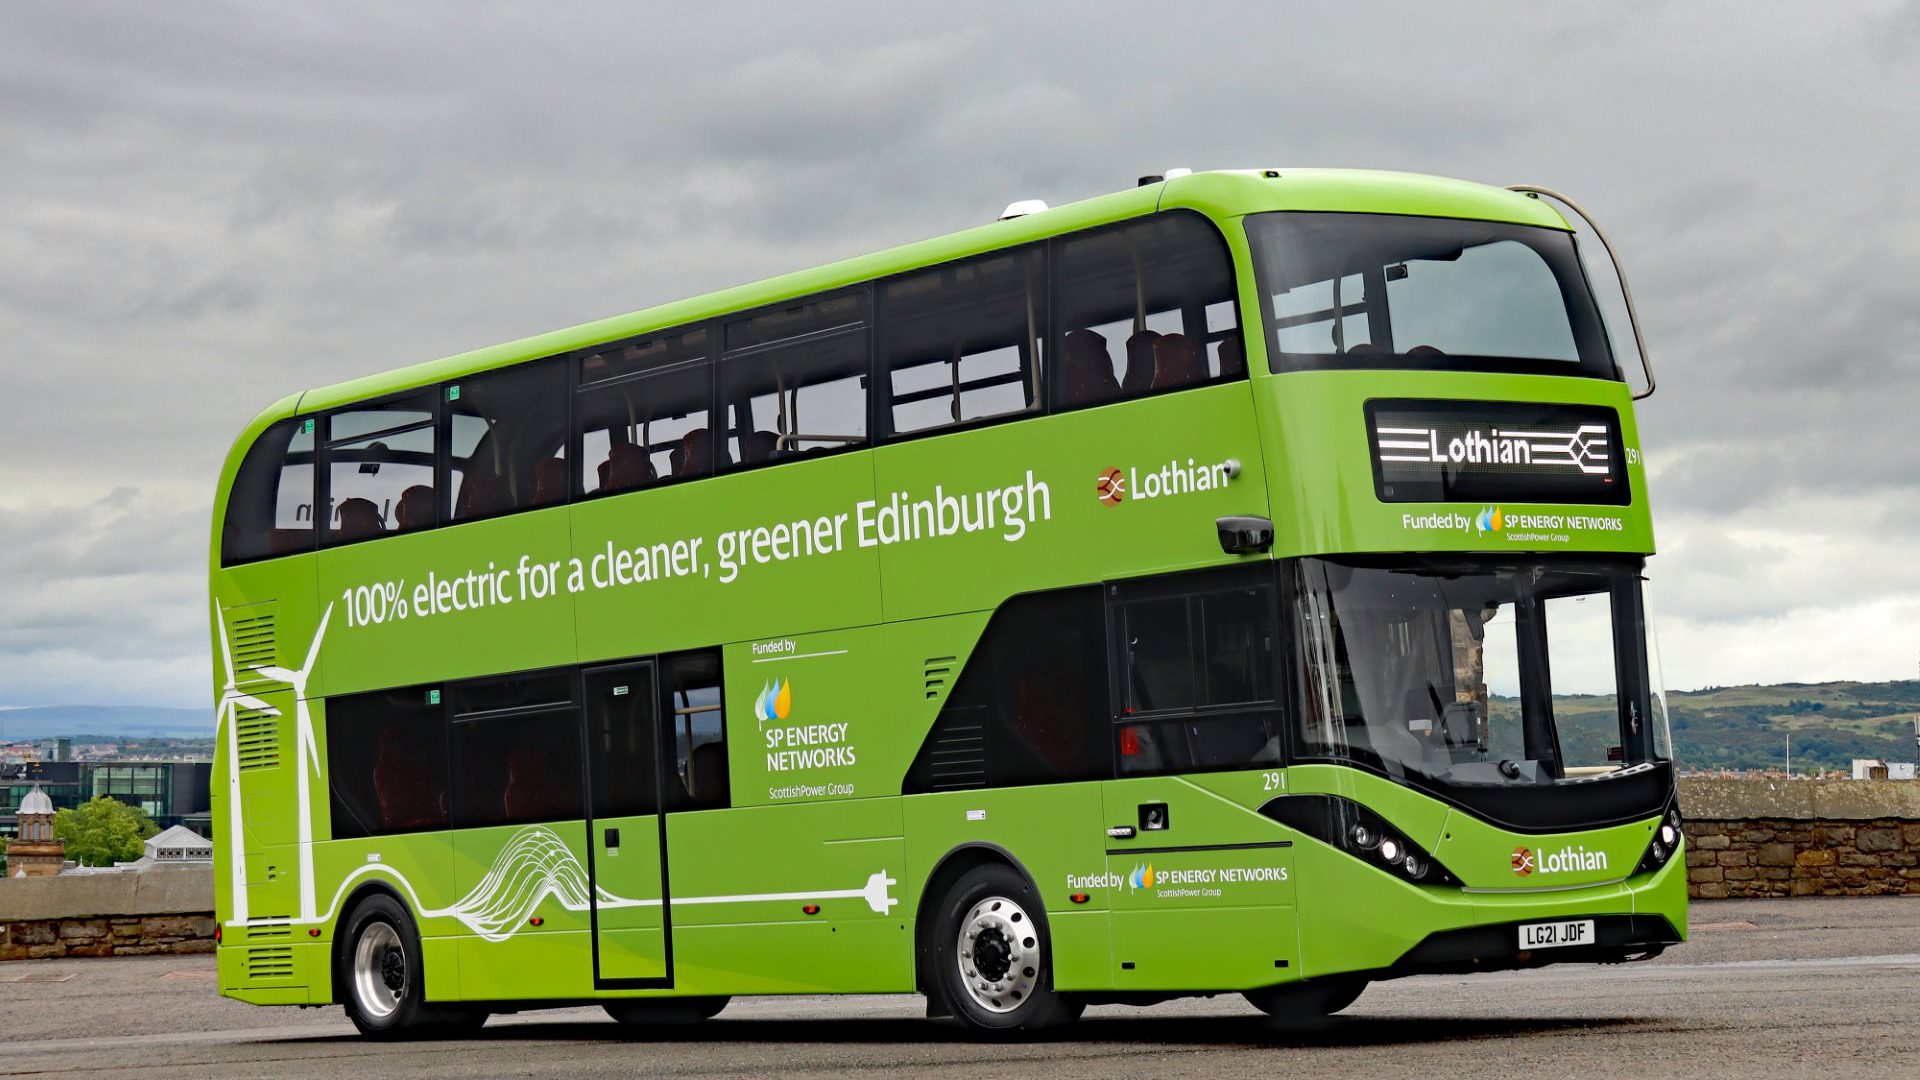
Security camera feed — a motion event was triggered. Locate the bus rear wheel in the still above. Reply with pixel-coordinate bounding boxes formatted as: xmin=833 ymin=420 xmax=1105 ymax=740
xmin=604 ymin=997 xmax=730 ymax=1025
xmin=1243 ymin=976 xmax=1367 ymax=1024
xmin=338 ymin=894 xmax=447 ymax=1038
xmin=929 ymin=863 xmax=1082 ymax=1035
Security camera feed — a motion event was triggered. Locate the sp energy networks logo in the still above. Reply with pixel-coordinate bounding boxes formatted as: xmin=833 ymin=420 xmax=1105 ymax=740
xmin=1096 ymin=468 xmax=1127 ymax=506
xmin=1129 ymin=863 xmax=1156 ymax=891
xmin=1475 ymin=506 xmax=1505 ymax=534
xmin=753 ymin=678 xmax=792 ymax=728
xmin=1512 ymin=844 xmax=1609 ymax=878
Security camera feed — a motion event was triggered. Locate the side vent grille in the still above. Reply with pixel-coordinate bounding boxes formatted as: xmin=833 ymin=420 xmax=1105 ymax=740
xmin=923 ymin=706 xmax=988 ymax=791
xmin=243 ymin=945 xmax=295 ymax=982
xmin=223 ymin=604 xmax=278 ymax=686
xmin=236 ymin=708 xmax=280 ymax=771
xmin=922 ymin=656 xmax=956 ymax=701
xmin=246 ymin=918 xmax=292 ymax=940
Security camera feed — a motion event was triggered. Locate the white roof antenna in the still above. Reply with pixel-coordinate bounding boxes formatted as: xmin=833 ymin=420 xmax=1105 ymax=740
xmin=999 ymin=199 xmax=1049 ymax=221
xmin=1163 ymin=167 xmax=1193 ymax=179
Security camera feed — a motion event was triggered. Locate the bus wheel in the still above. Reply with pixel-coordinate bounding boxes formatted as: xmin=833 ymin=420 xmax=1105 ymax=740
xmin=338 ymin=894 xmax=438 ymax=1038
xmin=604 ymin=997 xmax=730 ymax=1025
xmin=931 ymin=863 xmax=1082 ymax=1035
xmin=1243 ymin=977 xmax=1367 ymax=1024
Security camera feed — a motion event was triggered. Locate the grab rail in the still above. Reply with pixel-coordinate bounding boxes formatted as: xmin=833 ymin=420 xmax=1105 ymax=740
xmin=1508 ymin=185 xmax=1656 ymax=400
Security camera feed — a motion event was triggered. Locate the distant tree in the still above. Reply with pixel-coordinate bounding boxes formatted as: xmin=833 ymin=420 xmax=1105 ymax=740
xmin=53 ymin=796 xmax=159 ymax=867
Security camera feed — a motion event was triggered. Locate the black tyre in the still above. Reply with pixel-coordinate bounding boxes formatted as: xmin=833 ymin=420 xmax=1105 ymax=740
xmin=1243 ymin=976 xmax=1367 ymax=1025
xmin=604 ymin=996 xmax=730 ymax=1025
xmin=928 ymin=862 xmax=1082 ymax=1035
xmin=337 ymin=894 xmax=445 ymax=1038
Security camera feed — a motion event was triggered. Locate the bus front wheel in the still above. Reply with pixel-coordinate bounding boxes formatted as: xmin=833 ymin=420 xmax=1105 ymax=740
xmin=337 ymin=894 xmax=454 ymax=1038
xmin=929 ymin=862 xmax=1082 ymax=1035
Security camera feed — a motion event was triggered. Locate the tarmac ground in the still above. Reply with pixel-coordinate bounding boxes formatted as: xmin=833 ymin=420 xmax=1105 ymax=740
xmin=0 ymin=896 xmax=1914 ymax=1079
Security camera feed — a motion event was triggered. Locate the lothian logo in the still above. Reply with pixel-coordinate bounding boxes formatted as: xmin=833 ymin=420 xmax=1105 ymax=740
xmin=1096 ymin=467 xmax=1126 ymax=506
xmin=1511 ymin=847 xmax=1535 ymax=876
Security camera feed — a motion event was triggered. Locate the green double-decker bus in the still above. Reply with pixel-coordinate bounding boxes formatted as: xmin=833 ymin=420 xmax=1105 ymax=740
xmin=209 ymin=168 xmax=1684 ymax=1036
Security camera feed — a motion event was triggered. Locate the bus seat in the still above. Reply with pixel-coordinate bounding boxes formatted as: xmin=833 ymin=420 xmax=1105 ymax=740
xmin=689 ymin=742 xmax=729 ymax=805
xmin=678 ymin=429 xmax=713 ymax=478
xmin=1122 ymin=330 xmax=1161 ymax=394
xmin=334 ymin=498 xmax=385 ymax=542
xmin=394 ymin=485 xmax=435 ymax=532
xmin=1063 ymin=328 xmax=1118 ymax=405
xmin=605 ymin=442 xmax=655 ymax=492
xmin=1217 ymin=334 xmax=1246 ymax=376
xmin=460 ymin=471 xmax=512 ymax=519
xmin=1152 ymin=333 xmax=1206 ymax=389
xmin=374 ymin=730 xmax=439 ymax=830
xmin=267 ymin=527 xmax=312 ymax=554
xmin=741 ymin=430 xmax=778 ymax=464
xmin=503 ymin=747 xmax=555 ymax=822
xmin=532 ymin=457 xmax=567 ymax=506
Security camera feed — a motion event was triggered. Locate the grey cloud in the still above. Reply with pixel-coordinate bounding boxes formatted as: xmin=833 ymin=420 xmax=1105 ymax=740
xmin=3 ymin=2 xmax=1919 ymax=705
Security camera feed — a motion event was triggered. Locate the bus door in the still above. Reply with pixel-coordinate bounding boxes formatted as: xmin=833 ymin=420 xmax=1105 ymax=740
xmin=582 ymin=661 xmax=672 ymax=987
xmin=1101 ymin=569 xmax=1298 ymax=989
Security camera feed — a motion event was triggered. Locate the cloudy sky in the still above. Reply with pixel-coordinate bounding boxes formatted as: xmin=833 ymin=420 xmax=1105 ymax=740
xmin=3 ymin=2 xmax=1917 ymax=709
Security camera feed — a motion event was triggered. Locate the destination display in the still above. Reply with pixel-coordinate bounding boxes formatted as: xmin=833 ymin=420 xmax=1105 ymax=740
xmin=1366 ymin=399 xmax=1630 ymax=505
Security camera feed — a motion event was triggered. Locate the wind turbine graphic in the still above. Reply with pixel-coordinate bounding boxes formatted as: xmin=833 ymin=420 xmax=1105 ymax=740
xmin=213 ymin=600 xmax=900 ymax=940
xmin=214 ymin=600 xmax=332 ymax=927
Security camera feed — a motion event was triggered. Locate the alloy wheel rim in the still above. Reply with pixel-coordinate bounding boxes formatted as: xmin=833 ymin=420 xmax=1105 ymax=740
xmin=352 ymin=921 xmax=405 ymax=1019
xmin=956 ymin=895 xmax=1039 ymax=1013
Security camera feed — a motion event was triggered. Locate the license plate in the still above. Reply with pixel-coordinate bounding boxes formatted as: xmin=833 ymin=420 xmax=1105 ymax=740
xmin=1518 ymin=919 xmax=1595 ymax=950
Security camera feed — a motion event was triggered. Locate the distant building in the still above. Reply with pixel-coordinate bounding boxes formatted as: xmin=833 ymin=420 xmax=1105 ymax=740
xmin=63 ymin=823 xmax=216 ymax=874
xmin=123 ymin=824 xmax=213 ymax=870
xmin=5 ymin=784 xmax=65 ymax=877
xmin=0 ymin=760 xmax=211 ymax=838
xmin=1850 ymin=758 xmax=1917 ymax=780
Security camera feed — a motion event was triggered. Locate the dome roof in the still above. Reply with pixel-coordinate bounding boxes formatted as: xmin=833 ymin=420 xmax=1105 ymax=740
xmin=18 ymin=784 xmax=53 ymax=817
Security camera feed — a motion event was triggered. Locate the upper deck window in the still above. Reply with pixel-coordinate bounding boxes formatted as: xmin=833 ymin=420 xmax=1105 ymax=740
xmin=882 ymin=247 xmax=1045 ymax=436
xmin=1247 ymin=212 xmax=1616 ymax=380
xmin=720 ymin=292 xmax=870 ymax=468
xmin=445 ymin=359 xmax=568 ymax=522
xmin=322 ymin=393 xmax=438 ymax=546
xmin=576 ymin=327 xmax=712 ymax=496
xmin=1054 ymin=212 xmax=1244 ymax=410
xmin=222 ymin=417 xmax=315 ymax=566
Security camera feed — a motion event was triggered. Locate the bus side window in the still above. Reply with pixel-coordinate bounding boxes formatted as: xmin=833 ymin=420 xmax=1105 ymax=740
xmin=323 ymin=393 xmax=438 ymax=546
xmin=576 ymin=327 xmax=713 ymax=496
xmin=1053 ymin=212 xmax=1243 ymax=411
xmin=447 ymin=671 xmax=582 ymax=829
xmin=903 ymin=586 xmax=1110 ymax=792
xmin=661 ymin=650 xmax=728 ymax=811
xmin=1113 ymin=572 xmax=1282 ymax=778
xmin=444 ymin=358 xmax=568 ymax=523
xmin=882 ymin=246 xmax=1045 ymax=437
xmin=222 ymin=417 xmax=316 ymax=565
xmin=324 ymin=686 xmax=449 ymax=839
xmin=719 ymin=290 xmax=869 ymax=468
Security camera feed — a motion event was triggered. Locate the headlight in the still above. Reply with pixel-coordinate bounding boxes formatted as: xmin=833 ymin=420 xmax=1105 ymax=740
xmin=1402 ymin=852 xmax=1427 ymax=880
xmin=1350 ymin=823 xmax=1379 ymax=850
xmin=1635 ymin=799 xmax=1684 ymax=875
xmin=1378 ymin=837 xmax=1404 ymax=865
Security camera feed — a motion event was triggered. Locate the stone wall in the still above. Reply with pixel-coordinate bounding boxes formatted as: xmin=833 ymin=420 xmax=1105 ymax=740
xmin=0 ymin=865 xmax=214 ymax=961
xmin=1679 ymin=778 xmax=1920 ymax=899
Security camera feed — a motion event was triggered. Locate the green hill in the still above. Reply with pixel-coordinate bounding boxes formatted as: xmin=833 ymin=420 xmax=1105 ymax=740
xmin=1525 ymin=680 xmax=1920 ymax=773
